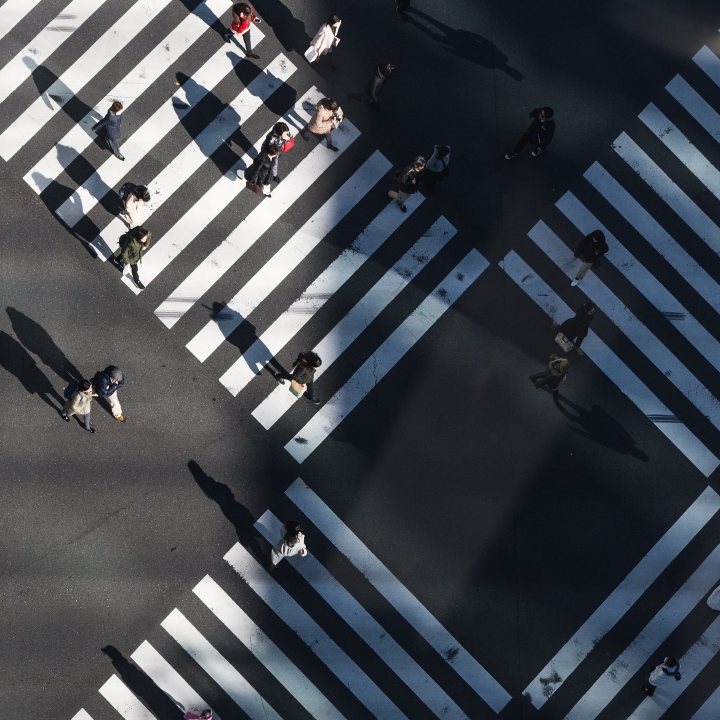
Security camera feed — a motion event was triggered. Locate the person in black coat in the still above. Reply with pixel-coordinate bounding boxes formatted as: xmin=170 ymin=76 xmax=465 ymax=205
xmin=261 ymin=122 xmax=292 ymax=183
xmin=387 ymin=155 xmax=425 ymax=212
xmin=571 ymin=230 xmax=608 ymax=286
xmin=505 ymin=106 xmax=555 ymax=159
xmin=92 ymin=101 xmax=125 ymax=160
xmin=244 ymin=148 xmax=278 ymax=196
xmin=276 ymin=351 xmax=322 ymax=404
xmin=554 ymin=301 xmax=596 ymax=354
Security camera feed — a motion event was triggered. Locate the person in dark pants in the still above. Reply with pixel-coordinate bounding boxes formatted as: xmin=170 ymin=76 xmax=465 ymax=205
xmin=571 ymin=230 xmax=608 ymax=286
xmin=388 ymin=156 xmax=425 ymax=212
xmin=61 ymin=380 xmax=96 ymax=432
xmin=423 ymin=144 xmax=450 ymax=194
xmin=530 ymin=355 xmax=569 ymax=406
xmin=93 ymin=366 xmax=126 ymax=422
xmin=505 ymin=106 xmax=555 ymax=159
xmin=277 ymin=351 xmax=322 ymax=404
xmin=92 ymin=101 xmax=125 ymax=160
xmin=261 ymin=122 xmax=292 ymax=182
xmin=244 ymin=148 xmax=278 ymax=197
xmin=350 ymin=63 xmax=395 ymax=110
xmin=113 ymin=227 xmax=151 ymax=290
xmin=553 ymin=301 xmax=596 ymax=355
xmin=223 ymin=2 xmax=261 ymax=59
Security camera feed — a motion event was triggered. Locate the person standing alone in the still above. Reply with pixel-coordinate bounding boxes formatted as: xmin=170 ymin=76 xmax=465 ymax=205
xmin=93 ymin=366 xmax=126 ymax=422
xmin=114 ymin=227 xmax=151 ymax=290
xmin=388 ymin=156 xmax=425 ymax=212
xmin=571 ymin=230 xmax=607 ymax=286
xmin=92 ymin=101 xmax=125 ymax=161
xmin=300 ymin=98 xmax=343 ymax=151
xmin=307 ymin=14 xmax=341 ymax=67
xmin=505 ymin=106 xmax=555 ymax=159
xmin=223 ymin=3 xmax=261 ymax=59
xmin=529 ymin=355 xmax=569 ymax=406
xmin=269 ymin=521 xmax=308 ymax=570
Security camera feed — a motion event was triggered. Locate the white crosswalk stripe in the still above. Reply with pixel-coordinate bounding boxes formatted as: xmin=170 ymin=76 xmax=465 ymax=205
xmin=0 ymin=0 xmax=46 ymax=44
xmin=98 ymin=675 xmax=155 ymax=719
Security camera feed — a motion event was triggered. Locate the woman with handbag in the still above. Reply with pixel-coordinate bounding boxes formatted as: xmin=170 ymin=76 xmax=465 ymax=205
xmin=262 ymin=122 xmax=293 ymax=183
xmin=223 ymin=3 xmax=261 ymax=59
xmin=300 ymin=98 xmax=343 ymax=151
xmin=118 ymin=182 xmax=151 ymax=227
xmin=388 ymin=155 xmax=425 ymax=212
xmin=276 ymin=351 xmax=322 ymax=404
xmin=306 ymin=14 xmax=341 ymax=66
xmin=553 ymin=301 xmax=596 ymax=355
xmin=244 ymin=147 xmax=277 ymax=197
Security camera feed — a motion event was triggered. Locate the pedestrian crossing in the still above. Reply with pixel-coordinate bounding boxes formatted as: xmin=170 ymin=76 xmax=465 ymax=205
xmin=501 ymin=38 xmax=720 ymax=477
xmin=0 ymin=0 xmax=488 ymax=465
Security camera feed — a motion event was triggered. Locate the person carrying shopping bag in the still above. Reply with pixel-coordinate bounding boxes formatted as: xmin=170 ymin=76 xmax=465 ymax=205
xmin=305 ymin=14 xmax=341 ymax=67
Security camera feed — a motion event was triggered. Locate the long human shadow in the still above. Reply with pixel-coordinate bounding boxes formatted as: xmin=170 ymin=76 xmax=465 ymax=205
xmin=101 ymin=645 xmax=184 ymax=719
xmin=404 ymin=8 xmax=523 ymax=79
xmin=187 ymin=460 xmax=265 ymax=560
xmin=0 ymin=331 xmax=65 ymax=412
xmin=7 ymin=307 xmax=83 ymax=383
xmin=559 ymin=397 xmax=650 ymax=460
xmin=251 ymin=0 xmax=308 ymax=55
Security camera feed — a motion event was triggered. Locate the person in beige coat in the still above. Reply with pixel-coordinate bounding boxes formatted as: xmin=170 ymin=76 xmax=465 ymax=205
xmin=300 ymin=98 xmax=343 ymax=151
xmin=61 ymin=380 xmax=96 ymax=433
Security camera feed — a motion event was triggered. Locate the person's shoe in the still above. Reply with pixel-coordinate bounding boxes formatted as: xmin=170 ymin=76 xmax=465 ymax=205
xmin=116 ymin=154 xmax=125 ymax=161
xmin=134 ymin=278 xmax=146 ymax=290
xmin=223 ymin=31 xmax=232 ymax=43
xmin=308 ymin=397 xmax=321 ymax=405
xmin=531 ymin=147 xmax=543 ymax=157
xmin=273 ymin=175 xmax=281 ymax=183
xmin=399 ymin=203 xmax=407 ymax=213
xmin=327 ymin=143 xmax=339 ymax=151
xmin=115 ymin=415 xmax=126 ymax=423
xmin=300 ymin=130 xmax=309 ymax=141
xmin=61 ymin=413 xmax=70 ymax=422
xmin=504 ymin=152 xmax=517 ymax=160
xmin=570 ymin=278 xmax=579 ymax=287
xmin=276 ymin=375 xmax=286 ymax=384
xmin=247 ymin=52 xmax=260 ymax=59
xmin=87 ymin=426 xmax=96 ymax=433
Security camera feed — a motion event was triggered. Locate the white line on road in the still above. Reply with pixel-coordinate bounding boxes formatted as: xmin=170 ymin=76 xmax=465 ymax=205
xmin=99 ymin=675 xmax=156 ymax=719
xmin=666 ymin=75 xmax=720 ymax=143
xmin=693 ymin=45 xmax=720 ymax=89
xmin=0 ymin=0 xmax=46 ymax=44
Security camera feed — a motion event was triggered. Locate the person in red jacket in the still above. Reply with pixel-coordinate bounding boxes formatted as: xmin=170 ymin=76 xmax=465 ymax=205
xmin=223 ymin=3 xmax=261 ymax=59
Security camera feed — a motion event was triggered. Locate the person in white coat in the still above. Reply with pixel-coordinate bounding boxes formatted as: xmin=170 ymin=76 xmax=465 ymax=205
xmin=308 ymin=14 xmax=341 ymax=66
xmin=269 ymin=521 xmax=308 ymax=570
xmin=643 ymin=656 xmax=681 ymax=696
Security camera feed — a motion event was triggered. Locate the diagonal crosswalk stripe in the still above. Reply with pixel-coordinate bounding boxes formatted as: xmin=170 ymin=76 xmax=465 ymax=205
xmin=285 ymin=478 xmax=512 ymax=713
xmin=0 ymin=0 xmax=174 ymax=161
xmin=121 ymin=87 xmax=322 ymax=291
xmin=665 ymin=75 xmax=720 ymax=143
xmin=161 ymin=609 xmax=283 ymax=720
xmin=0 ymin=0 xmax=46 ymax=44
xmin=0 ymin=0 xmax=109 ymax=106
xmin=529 ymin=220 xmax=720 ymax=435
xmin=693 ymin=45 xmax=720 ymax=88
xmin=99 ymin=675 xmax=156 ymax=719
xmin=193 ymin=575 xmax=346 ymax=720
xmin=91 ymin=53 xmax=296 ymax=260
xmin=564 ymin=544 xmax=720 ymax=720
xmin=55 ymin=37 xmax=262 ymax=229
xmin=500 ymin=250 xmax=719 ymax=476
xmin=692 ymin=680 xmax=720 ymax=718
xmin=154 ymin=116 xmax=360 ymax=328
xmin=584 ymin=162 xmax=720 ymax=316
xmin=188 ymin=150 xmax=391 ymax=363
xmin=24 ymin=0 xmax=230 ymax=195
xmin=285 ymin=249 xmax=490 ymax=464
xmin=252 ymin=211 xmax=453 ymax=429
xmin=69 ymin=711 xmax=94 ymax=720
xmin=224 ymin=541 xmax=409 ymax=720
xmin=524 ymin=485 xmax=720 ymax=708
xmin=256 ymin=510 xmax=470 ymax=720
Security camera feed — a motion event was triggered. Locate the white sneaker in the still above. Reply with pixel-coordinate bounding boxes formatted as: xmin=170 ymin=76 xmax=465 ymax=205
xmin=570 ymin=279 xmax=579 ymax=287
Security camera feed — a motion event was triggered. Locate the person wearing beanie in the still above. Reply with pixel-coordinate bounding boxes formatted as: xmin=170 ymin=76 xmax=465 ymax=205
xmin=505 ymin=106 xmax=555 ymax=159
xmin=643 ymin=656 xmax=681 ymax=696
xmin=93 ymin=366 xmax=126 ymax=422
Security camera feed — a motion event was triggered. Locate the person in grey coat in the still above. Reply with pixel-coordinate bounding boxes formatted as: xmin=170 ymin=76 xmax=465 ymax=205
xmin=61 ymin=380 xmax=96 ymax=433
xmin=92 ymin=101 xmax=125 ymax=160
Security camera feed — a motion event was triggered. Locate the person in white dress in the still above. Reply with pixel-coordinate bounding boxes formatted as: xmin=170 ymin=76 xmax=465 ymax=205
xmin=269 ymin=521 xmax=308 ymax=570
xmin=308 ymin=14 xmax=341 ymax=65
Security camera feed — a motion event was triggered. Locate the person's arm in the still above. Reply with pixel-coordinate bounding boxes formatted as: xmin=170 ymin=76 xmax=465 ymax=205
xmin=539 ymin=121 xmax=555 ymax=149
xmin=92 ymin=114 xmax=109 ymax=131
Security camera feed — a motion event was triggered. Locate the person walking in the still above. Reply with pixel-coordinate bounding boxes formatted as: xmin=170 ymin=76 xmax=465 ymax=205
xmin=276 ymin=351 xmax=322 ymax=404
xmin=350 ymin=63 xmax=395 ymax=111
xmin=118 ymin=183 xmax=151 ymax=227
xmin=223 ymin=3 xmax=261 ymax=59
xmin=261 ymin=122 xmax=292 ymax=183
xmin=300 ymin=98 xmax=343 ymax=151
xmin=244 ymin=147 xmax=278 ymax=196
xmin=529 ymin=355 xmax=569 ymax=405
xmin=61 ymin=380 xmax=96 ymax=433
xmin=113 ymin=226 xmax=151 ymax=290
xmin=643 ymin=656 xmax=681 ymax=696
xmin=571 ymin=230 xmax=607 ymax=286
xmin=306 ymin=14 xmax=341 ymax=66
xmin=93 ymin=366 xmax=126 ymax=422
xmin=423 ymin=144 xmax=450 ymax=195
xmin=388 ymin=156 xmax=425 ymax=212
xmin=269 ymin=520 xmax=308 ymax=570
xmin=505 ymin=106 xmax=555 ymax=159
xmin=553 ymin=301 xmax=596 ymax=355
xmin=92 ymin=101 xmax=125 ymax=160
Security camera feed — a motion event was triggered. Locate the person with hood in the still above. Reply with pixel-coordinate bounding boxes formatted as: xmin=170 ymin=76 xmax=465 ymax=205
xmin=276 ymin=351 xmax=322 ymax=404
xmin=61 ymin=379 xmax=96 ymax=433
xmin=300 ymin=98 xmax=343 ymax=151
xmin=244 ymin=147 xmax=278 ymax=196
xmin=269 ymin=520 xmax=308 ymax=570
xmin=93 ymin=366 xmax=126 ymax=422
xmin=571 ymin=229 xmax=608 ymax=286
xmin=388 ymin=155 xmax=425 ymax=212
xmin=92 ymin=100 xmax=125 ymax=160
xmin=307 ymin=14 xmax=341 ymax=66
xmin=530 ymin=355 xmax=569 ymax=405
xmin=223 ymin=3 xmax=261 ymax=59
xmin=643 ymin=656 xmax=681 ymax=696
xmin=505 ymin=106 xmax=555 ymax=159
xmin=118 ymin=183 xmax=151 ymax=227
xmin=553 ymin=301 xmax=596 ymax=354
xmin=261 ymin=122 xmax=292 ymax=183
xmin=114 ymin=226 xmax=151 ymax=290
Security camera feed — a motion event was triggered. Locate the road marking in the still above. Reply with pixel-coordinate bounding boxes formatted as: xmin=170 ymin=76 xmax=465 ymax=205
xmin=161 ymin=608 xmax=282 ymax=720
xmin=224 ymin=542 xmax=409 ymax=720
xmin=23 ymin=0 xmax=229 ymax=195
xmin=627 ymin=613 xmax=720 ymax=719
xmin=556 ymin=191 xmax=720 ymax=361
xmin=0 ymin=0 xmax=173 ymax=160
xmin=564 ymin=544 xmax=720 ymax=720
xmin=98 ymin=675 xmax=155 ymax=719
xmin=252 ymin=211 xmax=452 ymax=429
xmin=0 ymin=0 xmax=46 ymax=44
xmin=69 ymin=711 xmax=94 ymax=720
xmin=0 ymin=0 xmax=108 ymax=106
xmin=500 ymin=250 xmax=718 ymax=475
xmin=666 ymin=74 xmax=720 ymax=143
xmin=123 ymin=87 xmax=322 ymax=292
xmin=285 ymin=478 xmax=511 ymax=713
xmin=285 ymin=249 xmax=491 ymax=464
xmin=583 ymin=162 xmax=720 ymax=316
xmin=54 ymin=39 xmax=260 ymax=229
xmin=190 ymin=150 xmax=390 ymax=362
xmin=612 ymin=131 xmax=720 ymax=254
xmin=692 ymin=680 xmax=720 ymax=718
xmin=528 ymin=220 xmax=720 ymax=435
xmin=693 ymin=45 xmax=720 ymax=88
xmin=131 ymin=640 xmax=217 ymax=718
xmin=91 ymin=53 xmax=296 ymax=259
xmin=154 ymin=116 xmax=360 ymax=328
xmin=256 ymin=511 xmax=469 ymax=720
xmin=523 ymin=485 xmax=720 ymax=707
xmin=193 ymin=575 xmax=346 ymax=720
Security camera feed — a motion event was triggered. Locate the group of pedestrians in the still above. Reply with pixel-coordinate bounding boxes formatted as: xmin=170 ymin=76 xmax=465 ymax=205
xmin=61 ymin=366 xmax=125 ymax=433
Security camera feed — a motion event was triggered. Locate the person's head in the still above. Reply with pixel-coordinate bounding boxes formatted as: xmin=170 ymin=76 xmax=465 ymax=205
xmin=135 ymin=227 xmax=150 ymax=243
xmin=110 ymin=100 xmax=123 ymax=114
xmin=306 ymin=352 xmax=322 ymax=368
xmin=581 ymin=301 xmax=596 ymax=316
xmin=436 ymin=145 xmax=450 ymax=158
xmin=327 ymin=14 xmax=341 ymax=27
xmin=540 ymin=106 xmax=554 ymax=120
xmin=237 ymin=3 xmax=252 ymax=16
xmin=591 ymin=230 xmax=605 ymax=243
xmin=320 ymin=97 xmax=338 ymax=111
xmin=284 ymin=520 xmax=301 ymax=542
xmin=79 ymin=380 xmax=92 ymax=393
xmin=379 ymin=63 xmax=395 ymax=78
xmin=200 ymin=711 xmax=212 ymax=719
xmin=273 ymin=121 xmax=289 ymax=137
xmin=413 ymin=156 xmax=426 ymax=171
xmin=106 ymin=366 xmax=123 ymax=383
xmin=663 ymin=656 xmax=678 ymax=669
xmin=135 ymin=185 xmax=151 ymax=203
xmin=267 ymin=148 xmax=279 ymax=158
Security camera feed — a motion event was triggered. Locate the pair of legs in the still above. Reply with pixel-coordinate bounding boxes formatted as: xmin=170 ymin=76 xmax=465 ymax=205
xmin=103 ymin=135 xmax=124 ymax=161
xmin=529 ymin=371 xmax=563 ymax=404
xmin=62 ymin=408 xmax=95 ymax=432
xmin=223 ymin=28 xmax=259 ymax=58
xmin=423 ymin=169 xmax=444 ymax=195
xmin=300 ymin=127 xmax=338 ymax=150
xmin=505 ymin=131 xmax=542 ymax=158
xmin=113 ymin=255 xmax=145 ymax=289
xmin=572 ymin=260 xmax=593 ymax=285
xmin=106 ymin=391 xmax=123 ymax=420
xmin=387 ymin=188 xmax=409 ymax=212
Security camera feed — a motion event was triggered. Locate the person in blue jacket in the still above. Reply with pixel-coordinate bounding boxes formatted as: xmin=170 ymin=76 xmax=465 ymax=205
xmin=93 ymin=366 xmax=126 ymax=422
xmin=92 ymin=101 xmax=125 ymax=161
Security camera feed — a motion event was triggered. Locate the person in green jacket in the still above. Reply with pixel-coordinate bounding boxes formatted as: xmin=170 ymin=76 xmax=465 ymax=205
xmin=114 ymin=227 xmax=151 ymax=289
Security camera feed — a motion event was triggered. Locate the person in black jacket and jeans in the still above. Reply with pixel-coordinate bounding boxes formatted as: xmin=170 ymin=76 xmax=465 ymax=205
xmin=505 ymin=106 xmax=555 ymax=159
xmin=277 ymin=351 xmax=322 ymax=404
xmin=388 ymin=156 xmax=425 ymax=212
xmin=571 ymin=230 xmax=608 ymax=286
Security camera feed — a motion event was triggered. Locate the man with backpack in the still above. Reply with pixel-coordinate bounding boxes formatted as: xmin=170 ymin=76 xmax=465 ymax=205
xmin=114 ymin=227 xmax=151 ymax=290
